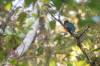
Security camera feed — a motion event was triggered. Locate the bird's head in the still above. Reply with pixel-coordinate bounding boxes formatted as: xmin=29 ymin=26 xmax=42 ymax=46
xmin=64 ymin=20 xmax=69 ymax=24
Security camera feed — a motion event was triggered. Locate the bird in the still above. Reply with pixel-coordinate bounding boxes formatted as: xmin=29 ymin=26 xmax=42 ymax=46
xmin=64 ymin=20 xmax=76 ymax=35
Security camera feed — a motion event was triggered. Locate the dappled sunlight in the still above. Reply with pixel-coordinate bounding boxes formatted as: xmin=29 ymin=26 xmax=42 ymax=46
xmin=0 ymin=0 xmax=100 ymax=66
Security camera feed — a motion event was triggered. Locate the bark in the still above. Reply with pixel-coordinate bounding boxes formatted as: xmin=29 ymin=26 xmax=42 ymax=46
xmin=15 ymin=19 xmax=39 ymax=56
xmin=2 ymin=18 xmax=40 ymax=66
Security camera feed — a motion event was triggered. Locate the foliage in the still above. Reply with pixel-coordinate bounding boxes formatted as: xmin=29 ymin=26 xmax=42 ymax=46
xmin=0 ymin=0 xmax=100 ymax=66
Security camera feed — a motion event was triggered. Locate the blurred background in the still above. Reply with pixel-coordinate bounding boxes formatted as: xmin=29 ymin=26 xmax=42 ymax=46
xmin=0 ymin=0 xmax=100 ymax=66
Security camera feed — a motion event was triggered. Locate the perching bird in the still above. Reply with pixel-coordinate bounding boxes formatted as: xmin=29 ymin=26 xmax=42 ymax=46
xmin=64 ymin=20 xmax=76 ymax=35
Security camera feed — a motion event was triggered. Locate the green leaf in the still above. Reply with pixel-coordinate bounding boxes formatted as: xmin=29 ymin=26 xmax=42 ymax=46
xmin=24 ymin=0 xmax=34 ymax=7
xmin=0 ymin=51 xmax=6 ymax=62
xmin=0 ymin=0 xmax=3 ymax=4
xmin=10 ymin=59 xmax=17 ymax=65
xmin=51 ymin=0 xmax=62 ymax=9
xmin=5 ymin=0 xmax=13 ymax=2
xmin=78 ymin=17 xmax=95 ymax=27
xmin=67 ymin=62 xmax=73 ymax=66
xmin=0 ymin=0 xmax=13 ymax=4
xmin=49 ymin=59 xmax=56 ymax=66
xmin=4 ymin=2 xmax=12 ymax=11
xmin=49 ymin=21 xmax=56 ymax=29
xmin=87 ymin=0 xmax=100 ymax=11
xmin=65 ymin=0 xmax=76 ymax=8
xmin=73 ymin=61 xmax=89 ymax=66
xmin=17 ymin=12 xmax=27 ymax=22
xmin=41 ymin=0 xmax=49 ymax=3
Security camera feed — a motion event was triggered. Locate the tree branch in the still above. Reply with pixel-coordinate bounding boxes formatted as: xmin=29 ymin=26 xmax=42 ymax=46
xmin=76 ymin=39 xmax=91 ymax=63
xmin=47 ymin=7 xmax=92 ymax=65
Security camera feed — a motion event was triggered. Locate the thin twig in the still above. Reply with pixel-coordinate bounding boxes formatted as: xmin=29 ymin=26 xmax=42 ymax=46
xmin=79 ymin=26 xmax=89 ymax=38
xmin=76 ymin=39 xmax=91 ymax=63
xmin=47 ymin=8 xmax=64 ymax=26
xmin=76 ymin=26 xmax=92 ymax=65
